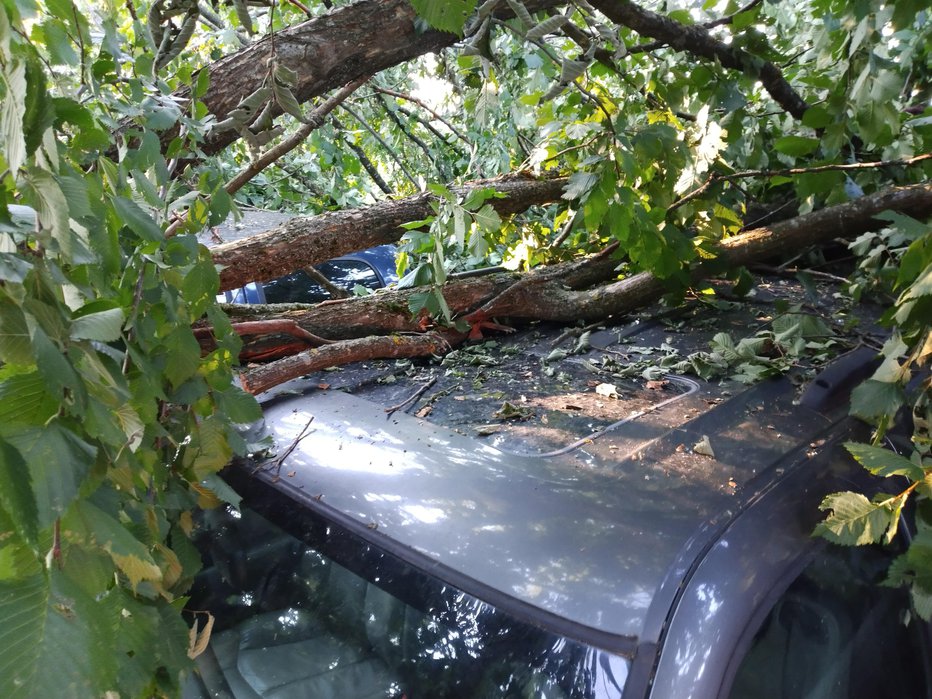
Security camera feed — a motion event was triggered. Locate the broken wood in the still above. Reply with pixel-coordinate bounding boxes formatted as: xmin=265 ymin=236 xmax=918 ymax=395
xmin=240 ymin=333 xmax=454 ymax=395
xmin=212 ymin=174 xmax=569 ymax=291
xmin=234 ymin=183 xmax=932 ymax=392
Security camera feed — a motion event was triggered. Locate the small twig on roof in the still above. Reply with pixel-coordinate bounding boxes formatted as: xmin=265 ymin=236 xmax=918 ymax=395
xmin=385 ymin=377 xmax=438 ymax=417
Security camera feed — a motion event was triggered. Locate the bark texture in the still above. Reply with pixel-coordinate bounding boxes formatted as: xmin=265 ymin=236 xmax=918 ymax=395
xmin=137 ymin=0 xmax=564 ymax=157
xmin=240 ymin=333 xmax=453 ymax=394
xmin=213 ymin=175 xmax=568 ymax=291
xmin=591 ymin=0 xmax=809 ymax=119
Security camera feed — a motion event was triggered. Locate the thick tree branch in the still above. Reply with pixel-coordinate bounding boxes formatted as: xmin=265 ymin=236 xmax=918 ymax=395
xmin=591 ymin=0 xmax=809 ymax=119
xmin=240 ymin=333 xmax=454 ymax=394
xmin=126 ymin=0 xmax=564 ymax=158
xmin=212 ymin=174 xmax=569 ymax=291
xmin=475 ymin=183 xmax=932 ymax=321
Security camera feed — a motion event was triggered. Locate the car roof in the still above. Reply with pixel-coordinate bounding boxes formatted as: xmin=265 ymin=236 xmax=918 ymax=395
xmin=240 ymin=281 xmax=870 ymax=650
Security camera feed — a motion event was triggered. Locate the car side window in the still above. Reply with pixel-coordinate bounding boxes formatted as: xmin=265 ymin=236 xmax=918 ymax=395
xmin=727 ymin=544 xmax=931 ymax=699
xmin=261 ymin=260 xmax=379 ymax=304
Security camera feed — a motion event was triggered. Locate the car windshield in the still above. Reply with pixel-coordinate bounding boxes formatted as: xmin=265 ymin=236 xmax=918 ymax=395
xmin=184 ymin=497 xmax=629 ymax=699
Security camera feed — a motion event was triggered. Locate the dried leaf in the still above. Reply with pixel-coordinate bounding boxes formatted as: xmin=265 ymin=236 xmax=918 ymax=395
xmin=595 ymin=383 xmax=619 ymax=399
xmin=693 ymin=435 xmax=715 ymax=458
xmin=187 ymin=613 xmax=215 ymax=659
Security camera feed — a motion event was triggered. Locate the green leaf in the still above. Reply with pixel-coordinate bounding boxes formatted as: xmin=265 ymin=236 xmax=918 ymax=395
xmin=0 ymin=438 xmax=38 ymax=547
xmin=70 ymin=307 xmax=124 ymax=342
xmin=1 ymin=58 xmax=27 ymax=174
xmin=408 ymin=0 xmax=477 ymax=36
xmin=22 ymin=168 xmax=70 ymax=250
xmin=844 ymin=442 xmax=925 ymax=480
xmin=850 ymin=378 xmax=906 ymax=422
xmin=0 ymin=422 xmax=96 ymax=528
xmin=64 ymin=501 xmax=162 ymax=589
xmin=199 ymin=472 xmax=242 ymax=510
xmin=215 ymin=386 xmax=262 ymax=424
xmin=0 ymin=371 xmax=57 ymax=425
xmin=773 ymin=135 xmax=820 ymax=157
xmin=0 ymin=567 xmax=118 ymax=698
xmin=30 ymin=325 xmax=84 ymax=408
xmin=0 ymin=254 xmax=33 ymax=283
xmin=184 ymin=416 xmax=233 ymax=480
xmin=111 ymin=196 xmax=163 ymax=242
xmin=801 ymin=106 xmax=833 ymax=129
xmin=563 ymin=171 xmax=598 ymax=200
xmin=815 ymin=491 xmax=896 ymax=545
xmin=472 ymin=203 xmax=501 ymax=234
xmin=0 ymin=298 xmax=35 ymax=365
xmin=181 ymin=255 xmax=219 ymax=318
xmin=161 ymin=327 xmax=201 ymax=388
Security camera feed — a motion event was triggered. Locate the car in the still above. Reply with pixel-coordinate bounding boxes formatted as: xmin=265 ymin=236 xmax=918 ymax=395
xmin=182 ymin=282 xmax=932 ymax=699
xmin=202 ymin=209 xmax=399 ymax=305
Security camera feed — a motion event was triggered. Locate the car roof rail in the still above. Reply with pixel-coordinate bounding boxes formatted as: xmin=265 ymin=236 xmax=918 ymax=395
xmin=798 ymin=345 xmax=881 ymax=416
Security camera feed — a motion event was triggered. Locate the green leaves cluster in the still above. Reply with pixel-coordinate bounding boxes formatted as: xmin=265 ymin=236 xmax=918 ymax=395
xmin=0 ymin=2 xmax=259 ymax=696
xmin=397 ymin=184 xmax=503 ymax=322
xmin=817 ymin=212 xmax=932 ymax=619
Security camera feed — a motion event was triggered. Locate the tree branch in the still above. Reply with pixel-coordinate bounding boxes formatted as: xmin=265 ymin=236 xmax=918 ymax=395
xmin=340 ymin=103 xmax=420 ymax=189
xmin=371 ymin=85 xmax=470 ymax=145
xmin=671 ymin=153 xmax=932 ymax=212
xmin=211 ymin=174 xmax=569 ymax=291
xmin=332 ymin=115 xmax=394 ymax=195
xmin=591 ymin=0 xmax=809 ymax=119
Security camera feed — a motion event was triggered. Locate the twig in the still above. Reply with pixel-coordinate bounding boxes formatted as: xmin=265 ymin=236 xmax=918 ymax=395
xmin=704 ymin=0 xmax=764 ymax=28
xmin=551 ymin=319 xmax=606 ymax=347
xmin=670 ymin=153 xmax=932 ymax=213
xmin=372 ymin=86 xmax=470 ymax=144
xmin=269 ymin=415 xmax=315 ymax=476
xmin=751 ymin=264 xmax=850 ymax=284
xmin=341 ymin=103 xmax=421 ymax=189
xmin=166 ymin=76 xmax=370 ymax=237
xmin=332 ymin=114 xmax=394 ymax=195
xmin=385 ymin=376 xmax=437 ymax=417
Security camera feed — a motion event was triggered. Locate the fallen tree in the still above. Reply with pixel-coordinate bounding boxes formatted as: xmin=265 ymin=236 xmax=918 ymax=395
xmin=234 ymin=182 xmax=932 ymax=394
xmin=131 ymin=0 xmax=565 ymax=158
xmin=212 ymin=173 xmax=568 ymax=290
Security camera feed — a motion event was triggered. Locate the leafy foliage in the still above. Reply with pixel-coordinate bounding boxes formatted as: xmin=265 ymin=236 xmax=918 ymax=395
xmin=0 ymin=2 xmax=260 ymax=696
xmin=815 ymin=212 xmax=932 ymax=618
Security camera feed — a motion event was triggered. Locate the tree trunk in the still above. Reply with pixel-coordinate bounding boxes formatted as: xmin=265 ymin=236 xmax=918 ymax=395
xmin=213 ymin=174 xmax=568 ymax=291
xmin=234 ymin=183 xmax=932 ymax=392
xmin=135 ymin=0 xmax=565 ymax=158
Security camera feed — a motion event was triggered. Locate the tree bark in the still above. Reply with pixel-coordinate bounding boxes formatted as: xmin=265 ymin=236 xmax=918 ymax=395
xmin=471 ymin=183 xmax=932 ymax=321
xmin=212 ymin=174 xmax=569 ymax=291
xmin=234 ymin=183 xmax=932 ymax=392
xmin=133 ymin=0 xmax=565 ymax=158
xmin=240 ymin=333 xmax=453 ymax=395
xmin=590 ymin=0 xmax=809 ymax=119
